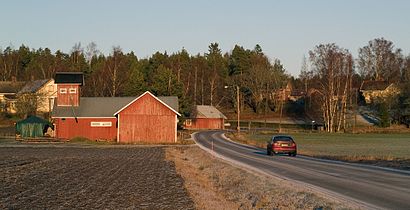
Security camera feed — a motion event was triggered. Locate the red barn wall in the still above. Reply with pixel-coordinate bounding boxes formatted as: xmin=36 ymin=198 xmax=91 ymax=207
xmin=56 ymin=84 xmax=80 ymax=106
xmin=118 ymin=94 xmax=177 ymax=143
xmin=54 ymin=118 xmax=117 ymax=140
xmin=185 ymin=118 xmax=224 ymax=130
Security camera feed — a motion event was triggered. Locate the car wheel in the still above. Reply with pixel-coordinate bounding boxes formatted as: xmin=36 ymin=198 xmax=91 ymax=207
xmin=292 ymin=152 xmax=297 ymax=157
xmin=267 ymin=149 xmax=271 ymax=156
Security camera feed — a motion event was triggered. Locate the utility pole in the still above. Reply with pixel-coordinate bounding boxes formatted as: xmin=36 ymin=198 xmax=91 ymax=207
xmin=279 ymin=88 xmax=285 ymax=133
xmin=353 ymin=88 xmax=357 ymax=133
xmin=236 ymin=85 xmax=240 ymax=133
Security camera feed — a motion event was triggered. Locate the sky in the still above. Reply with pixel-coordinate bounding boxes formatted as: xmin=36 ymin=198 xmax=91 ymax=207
xmin=1 ymin=0 xmax=410 ymax=76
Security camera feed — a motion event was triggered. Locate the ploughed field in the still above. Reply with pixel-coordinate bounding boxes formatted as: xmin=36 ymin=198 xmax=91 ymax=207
xmin=0 ymin=147 xmax=194 ymax=209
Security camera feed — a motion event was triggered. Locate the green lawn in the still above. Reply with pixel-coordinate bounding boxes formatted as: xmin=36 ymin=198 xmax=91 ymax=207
xmin=236 ymin=132 xmax=410 ymax=160
xmin=230 ymin=132 xmax=410 ymax=169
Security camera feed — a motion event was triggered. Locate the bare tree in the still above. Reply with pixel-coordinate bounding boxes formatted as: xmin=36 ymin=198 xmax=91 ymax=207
xmin=15 ymin=92 xmax=46 ymax=118
xmin=402 ymin=55 xmax=410 ymax=82
xmin=309 ymin=43 xmax=354 ymax=132
xmin=104 ymin=46 xmax=130 ymax=97
xmin=358 ymin=38 xmax=403 ymax=82
xmin=85 ymin=42 xmax=100 ymax=65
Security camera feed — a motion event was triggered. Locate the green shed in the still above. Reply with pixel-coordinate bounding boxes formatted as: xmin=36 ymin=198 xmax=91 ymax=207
xmin=16 ymin=116 xmax=53 ymax=138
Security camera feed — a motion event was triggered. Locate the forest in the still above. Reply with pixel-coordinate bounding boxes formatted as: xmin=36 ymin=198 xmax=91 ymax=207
xmin=1 ymin=38 xmax=410 ymax=132
xmin=0 ymin=42 xmax=288 ymax=118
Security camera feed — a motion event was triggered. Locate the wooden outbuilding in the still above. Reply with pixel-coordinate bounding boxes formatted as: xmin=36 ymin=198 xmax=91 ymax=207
xmin=51 ymin=72 xmax=180 ymax=143
xmin=183 ymin=105 xmax=227 ymax=130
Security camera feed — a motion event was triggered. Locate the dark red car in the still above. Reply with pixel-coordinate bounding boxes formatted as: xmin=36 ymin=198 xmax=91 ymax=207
xmin=267 ymin=135 xmax=297 ymax=156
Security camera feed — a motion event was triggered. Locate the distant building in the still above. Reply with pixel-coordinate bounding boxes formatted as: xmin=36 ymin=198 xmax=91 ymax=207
xmin=360 ymin=80 xmax=400 ymax=104
xmin=184 ymin=105 xmax=227 ymax=130
xmin=0 ymin=80 xmax=25 ymax=113
xmin=18 ymin=79 xmax=57 ymax=113
xmin=52 ymin=72 xmax=180 ymax=143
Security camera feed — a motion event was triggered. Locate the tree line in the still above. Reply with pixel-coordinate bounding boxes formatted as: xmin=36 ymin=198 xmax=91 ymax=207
xmin=2 ymin=38 xmax=410 ymax=132
xmin=0 ymin=42 xmax=287 ymax=117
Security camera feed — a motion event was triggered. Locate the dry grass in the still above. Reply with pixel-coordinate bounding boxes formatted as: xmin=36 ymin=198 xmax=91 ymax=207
xmin=166 ymin=146 xmax=353 ymax=210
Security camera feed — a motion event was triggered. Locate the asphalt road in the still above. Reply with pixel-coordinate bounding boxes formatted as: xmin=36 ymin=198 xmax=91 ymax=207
xmin=193 ymin=131 xmax=410 ymax=210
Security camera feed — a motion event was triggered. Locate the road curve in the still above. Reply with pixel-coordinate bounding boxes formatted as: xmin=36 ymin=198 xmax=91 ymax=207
xmin=193 ymin=130 xmax=410 ymax=210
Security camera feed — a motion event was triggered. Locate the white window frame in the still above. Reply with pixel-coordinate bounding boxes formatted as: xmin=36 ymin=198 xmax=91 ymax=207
xmin=90 ymin=122 xmax=112 ymax=127
xmin=60 ymin=88 xmax=67 ymax=94
xmin=69 ymin=88 xmax=77 ymax=94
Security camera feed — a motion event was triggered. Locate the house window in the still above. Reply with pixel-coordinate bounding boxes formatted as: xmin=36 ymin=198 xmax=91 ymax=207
xmin=69 ymin=88 xmax=77 ymax=94
xmin=90 ymin=122 xmax=112 ymax=127
xmin=185 ymin=119 xmax=192 ymax=126
xmin=60 ymin=88 xmax=67 ymax=94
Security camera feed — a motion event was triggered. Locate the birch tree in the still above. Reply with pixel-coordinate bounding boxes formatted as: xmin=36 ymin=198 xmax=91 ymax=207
xmin=309 ymin=43 xmax=353 ymax=132
xmin=104 ymin=47 xmax=130 ymax=97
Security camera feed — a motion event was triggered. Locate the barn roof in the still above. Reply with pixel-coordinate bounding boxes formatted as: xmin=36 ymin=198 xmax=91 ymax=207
xmin=114 ymin=91 xmax=181 ymax=116
xmin=54 ymin=72 xmax=84 ymax=85
xmin=0 ymin=81 xmax=25 ymax=94
xmin=18 ymin=79 xmax=52 ymax=94
xmin=195 ymin=105 xmax=227 ymax=119
xmin=360 ymin=80 xmax=391 ymax=91
xmin=52 ymin=95 xmax=179 ymax=118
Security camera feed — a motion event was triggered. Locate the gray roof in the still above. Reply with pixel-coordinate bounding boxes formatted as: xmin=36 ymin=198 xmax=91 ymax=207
xmin=19 ymin=79 xmax=51 ymax=94
xmin=360 ymin=80 xmax=391 ymax=91
xmin=195 ymin=105 xmax=227 ymax=119
xmin=52 ymin=96 xmax=178 ymax=118
xmin=0 ymin=81 xmax=25 ymax=94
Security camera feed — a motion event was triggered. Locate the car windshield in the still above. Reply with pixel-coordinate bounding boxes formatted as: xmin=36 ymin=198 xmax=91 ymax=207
xmin=274 ymin=136 xmax=293 ymax=141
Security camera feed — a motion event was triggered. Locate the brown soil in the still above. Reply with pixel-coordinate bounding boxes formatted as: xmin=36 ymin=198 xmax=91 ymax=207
xmin=0 ymin=147 xmax=194 ymax=209
xmin=166 ymin=146 xmax=352 ymax=210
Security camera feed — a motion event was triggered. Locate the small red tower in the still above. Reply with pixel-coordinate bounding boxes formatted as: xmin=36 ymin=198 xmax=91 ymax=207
xmin=54 ymin=72 xmax=84 ymax=107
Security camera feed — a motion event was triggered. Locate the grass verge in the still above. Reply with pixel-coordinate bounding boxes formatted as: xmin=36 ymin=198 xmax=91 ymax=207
xmin=166 ymin=146 xmax=353 ymax=210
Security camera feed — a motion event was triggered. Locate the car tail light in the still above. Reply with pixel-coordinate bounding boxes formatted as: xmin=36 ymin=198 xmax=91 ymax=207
xmin=273 ymin=142 xmax=280 ymax=146
xmin=291 ymin=143 xmax=296 ymax=147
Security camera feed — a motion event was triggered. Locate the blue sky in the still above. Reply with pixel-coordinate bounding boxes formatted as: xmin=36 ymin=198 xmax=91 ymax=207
xmin=1 ymin=0 xmax=409 ymax=76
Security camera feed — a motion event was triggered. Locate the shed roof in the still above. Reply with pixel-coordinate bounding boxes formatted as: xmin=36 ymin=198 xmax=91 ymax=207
xmin=0 ymin=81 xmax=25 ymax=94
xmin=360 ymin=80 xmax=391 ymax=91
xmin=55 ymin=72 xmax=84 ymax=85
xmin=19 ymin=79 xmax=52 ymax=94
xmin=52 ymin=96 xmax=179 ymax=118
xmin=195 ymin=105 xmax=227 ymax=119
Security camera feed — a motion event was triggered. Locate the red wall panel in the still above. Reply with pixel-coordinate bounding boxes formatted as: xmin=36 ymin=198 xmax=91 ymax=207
xmin=185 ymin=118 xmax=224 ymax=130
xmin=118 ymin=94 xmax=177 ymax=143
xmin=54 ymin=118 xmax=117 ymax=140
xmin=56 ymin=84 xmax=80 ymax=106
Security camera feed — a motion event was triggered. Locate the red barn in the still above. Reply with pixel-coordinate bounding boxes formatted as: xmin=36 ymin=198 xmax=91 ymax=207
xmin=183 ymin=105 xmax=227 ymax=130
xmin=51 ymin=72 xmax=180 ymax=143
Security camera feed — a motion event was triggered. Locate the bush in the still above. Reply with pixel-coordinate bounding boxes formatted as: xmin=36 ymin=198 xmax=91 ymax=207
xmin=377 ymin=102 xmax=390 ymax=127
